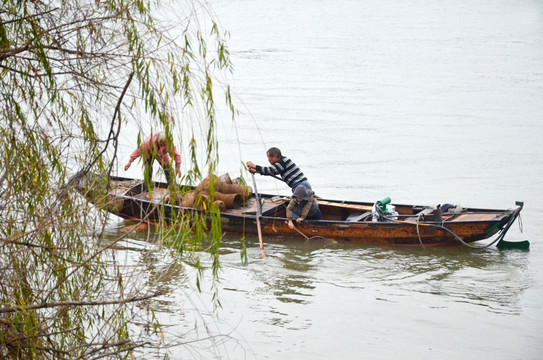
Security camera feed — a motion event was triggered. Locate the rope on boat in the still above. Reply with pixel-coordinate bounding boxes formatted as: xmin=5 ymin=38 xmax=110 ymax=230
xmin=289 ymin=225 xmax=309 ymax=239
xmin=375 ymin=203 xmax=522 ymax=250
xmin=287 ymin=221 xmax=328 ymax=241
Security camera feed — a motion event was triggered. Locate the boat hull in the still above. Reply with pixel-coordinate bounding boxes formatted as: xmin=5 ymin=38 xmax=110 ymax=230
xmin=76 ymin=175 xmax=522 ymax=247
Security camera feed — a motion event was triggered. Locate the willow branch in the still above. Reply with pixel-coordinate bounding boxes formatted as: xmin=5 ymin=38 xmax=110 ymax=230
xmin=0 ymin=292 xmax=163 ymax=314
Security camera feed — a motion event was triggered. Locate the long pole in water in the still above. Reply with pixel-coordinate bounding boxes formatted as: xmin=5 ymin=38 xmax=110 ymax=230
xmin=250 ymin=173 xmax=265 ymax=253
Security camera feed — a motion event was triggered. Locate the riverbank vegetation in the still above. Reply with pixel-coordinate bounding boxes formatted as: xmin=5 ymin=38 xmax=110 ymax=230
xmin=0 ymin=1 xmax=234 ymax=358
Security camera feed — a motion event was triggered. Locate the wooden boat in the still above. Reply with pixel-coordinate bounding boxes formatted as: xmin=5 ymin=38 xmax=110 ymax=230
xmin=74 ymin=175 xmax=527 ymax=248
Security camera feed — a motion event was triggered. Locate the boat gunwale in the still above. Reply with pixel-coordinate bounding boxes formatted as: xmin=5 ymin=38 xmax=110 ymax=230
xmin=109 ymin=190 xmax=515 ymax=227
xmin=74 ymin=175 xmax=524 ymax=247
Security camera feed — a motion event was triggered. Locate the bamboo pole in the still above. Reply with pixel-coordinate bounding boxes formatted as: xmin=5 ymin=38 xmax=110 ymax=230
xmin=250 ymin=173 xmax=265 ymax=255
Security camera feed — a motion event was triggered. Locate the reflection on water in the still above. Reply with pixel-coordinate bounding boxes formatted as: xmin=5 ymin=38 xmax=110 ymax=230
xmin=263 ymin=248 xmax=317 ymax=305
xmin=102 ymin=219 xmax=536 ymax=359
xmin=355 ymin=246 xmax=532 ymax=315
xmin=220 ymin=234 xmax=532 ymax=316
xmin=103 ymin=224 xmax=192 ymax=312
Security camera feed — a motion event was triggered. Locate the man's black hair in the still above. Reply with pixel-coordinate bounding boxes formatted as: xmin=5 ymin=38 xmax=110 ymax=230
xmin=267 ymin=147 xmax=282 ymax=158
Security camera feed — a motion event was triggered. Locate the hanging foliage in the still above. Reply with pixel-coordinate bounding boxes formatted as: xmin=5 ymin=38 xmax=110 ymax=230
xmin=0 ymin=0 xmax=235 ymax=358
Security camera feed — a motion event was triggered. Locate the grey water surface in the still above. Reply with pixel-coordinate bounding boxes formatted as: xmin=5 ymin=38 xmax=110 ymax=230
xmin=117 ymin=0 xmax=543 ymax=359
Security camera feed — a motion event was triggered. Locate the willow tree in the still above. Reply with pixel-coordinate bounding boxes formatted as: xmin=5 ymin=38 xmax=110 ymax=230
xmin=0 ymin=0 xmax=234 ymax=358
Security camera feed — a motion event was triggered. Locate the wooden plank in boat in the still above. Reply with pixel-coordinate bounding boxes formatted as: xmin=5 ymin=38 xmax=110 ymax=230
xmin=317 ymin=200 xmax=373 ymax=212
xmin=226 ymin=198 xmax=283 ymax=215
xmin=449 ymin=213 xmax=498 ymax=222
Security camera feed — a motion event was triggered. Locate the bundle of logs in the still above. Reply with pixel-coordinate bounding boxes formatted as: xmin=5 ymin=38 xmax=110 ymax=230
xmin=169 ymin=173 xmax=252 ymax=211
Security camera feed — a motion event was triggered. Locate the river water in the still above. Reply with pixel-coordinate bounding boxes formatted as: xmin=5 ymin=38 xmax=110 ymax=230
xmin=116 ymin=0 xmax=543 ymax=359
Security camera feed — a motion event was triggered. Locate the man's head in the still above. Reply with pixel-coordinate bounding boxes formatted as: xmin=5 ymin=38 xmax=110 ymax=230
xmin=156 ymin=132 xmax=167 ymax=147
xmin=266 ymin=147 xmax=282 ymax=165
xmin=293 ymin=185 xmax=313 ymax=202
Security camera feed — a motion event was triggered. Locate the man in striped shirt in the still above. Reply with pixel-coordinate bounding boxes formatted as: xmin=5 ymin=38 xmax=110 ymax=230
xmin=246 ymin=147 xmax=312 ymax=193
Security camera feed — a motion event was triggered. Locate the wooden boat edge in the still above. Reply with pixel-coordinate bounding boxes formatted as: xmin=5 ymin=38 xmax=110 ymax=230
xmin=73 ymin=174 xmax=525 ymax=248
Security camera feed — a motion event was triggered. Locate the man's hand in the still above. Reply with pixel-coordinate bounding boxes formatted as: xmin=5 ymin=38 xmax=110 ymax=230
xmin=246 ymin=161 xmax=257 ymax=173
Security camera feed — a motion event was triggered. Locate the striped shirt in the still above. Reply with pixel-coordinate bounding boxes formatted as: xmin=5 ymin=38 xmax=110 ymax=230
xmin=255 ymin=156 xmax=307 ymax=189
